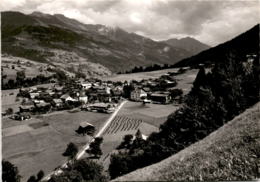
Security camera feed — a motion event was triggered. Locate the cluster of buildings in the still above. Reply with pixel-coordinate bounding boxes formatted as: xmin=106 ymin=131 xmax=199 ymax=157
xmin=13 ymin=79 xmax=124 ymax=120
xmin=10 ymin=69 xmax=184 ymax=120
xmin=128 ymin=73 xmax=183 ymax=104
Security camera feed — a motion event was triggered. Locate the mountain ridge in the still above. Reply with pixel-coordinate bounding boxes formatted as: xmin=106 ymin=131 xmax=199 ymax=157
xmin=163 ymin=36 xmax=210 ymax=55
xmin=173 ymin=24 xmax=259 ymax=67
xmin=1 ymin=11 xmax=200 ymax=74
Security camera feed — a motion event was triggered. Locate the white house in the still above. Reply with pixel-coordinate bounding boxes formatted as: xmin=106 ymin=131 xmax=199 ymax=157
xmin=60 ymin=94 xmax=77 ymax=102
xmin=81 ymin=83 xmax=92 ymax=90
xmin=29 ymin=92 xmax=40 ymax=99
xmin=79 ymin=96 xmax=88 ymax=104
xmin=130 ymin=88 xmax=147 ymax=101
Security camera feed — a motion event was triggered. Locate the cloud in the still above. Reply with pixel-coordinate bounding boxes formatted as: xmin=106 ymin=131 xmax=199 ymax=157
xmin=1 ymin=0 xmax=259 ymax=46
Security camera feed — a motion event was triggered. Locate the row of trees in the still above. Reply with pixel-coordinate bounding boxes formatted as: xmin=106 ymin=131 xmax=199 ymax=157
xmin=50 ymin=138 xmax=105 ymax=182
xmin=2 ymin=71 xmax=53 ymax=90
xmin=119 ymin=64 xmax=173 ymax=74
xmin=108 ymin=51 xmax=259 ymax=179
xmin=1 ymin=68 xmax=81 ymax=90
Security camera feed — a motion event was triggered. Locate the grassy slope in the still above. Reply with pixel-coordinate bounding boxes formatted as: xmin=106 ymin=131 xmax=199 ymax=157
xmin=114 ymin=102 xmax=260 ymax=181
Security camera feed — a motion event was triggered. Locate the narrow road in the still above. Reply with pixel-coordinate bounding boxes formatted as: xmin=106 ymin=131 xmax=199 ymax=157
xmin=43 ymin=100 xmax=127 ymax=181
xmin=76 ymin=100 xmax=127 ymax=159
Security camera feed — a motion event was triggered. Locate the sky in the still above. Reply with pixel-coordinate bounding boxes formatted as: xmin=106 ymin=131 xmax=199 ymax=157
xmin=1 ymin=0 xmax=259 ymax=46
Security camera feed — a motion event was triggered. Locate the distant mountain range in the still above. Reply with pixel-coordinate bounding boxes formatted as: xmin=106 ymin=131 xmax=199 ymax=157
xmin=173 ymin=24 xmax=259 ymax=67
xmin=164 ymin=37 xmax=210 ymax=55
xmin=1 ymin=11 xmax=209 ymax=74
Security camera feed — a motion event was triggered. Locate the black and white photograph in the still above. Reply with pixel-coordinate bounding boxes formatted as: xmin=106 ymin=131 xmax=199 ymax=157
xmin=1 ymin=0 xmax=259 ymax=181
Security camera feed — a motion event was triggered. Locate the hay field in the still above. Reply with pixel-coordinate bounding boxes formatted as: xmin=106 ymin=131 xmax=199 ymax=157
xmin=2 ymin=111 xmax=110 ymax=182
xmin=117 ymin=101 xmax=179 ymax=127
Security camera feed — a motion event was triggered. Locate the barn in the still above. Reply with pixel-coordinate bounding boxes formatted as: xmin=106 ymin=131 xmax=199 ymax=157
xmin=75 ymin=122 xmax=95 ymax=136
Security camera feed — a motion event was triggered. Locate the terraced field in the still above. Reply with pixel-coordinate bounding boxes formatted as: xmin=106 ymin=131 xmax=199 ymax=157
xmin=103 ymin=116 xmax=142 ymax=135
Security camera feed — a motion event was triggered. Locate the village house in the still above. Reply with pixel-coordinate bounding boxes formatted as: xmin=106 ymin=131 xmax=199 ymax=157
xmin=81 ymin=82 xmax=92 ymax=90
xmin=85 ymin=103 xmax=116 ymax=113
xmin=130 ymin=88 xmax=147 ymax=101
xmin=79 ymin=94 xmax=88 ymax=104
xmin=29 ymin=92 xmax=40 ymax=99
xmin=11 ymin=113 xmax=31 ymax=121
xmin=53 ymin=85 xmax=64 ymax=92
xmin=52 ymin=99 xmax=63 ymax=107
xmin=35 ymin=102 xmax=51 ymax=113
xmin=60 ymin=94 xmax=77 ymax=102
xmin=149 ymin=92 xmax=171 ymax=104
xmin=33 ymin=99 xmax=45 ymax=104
xmin=19 ymin=105 xmax=35 ymax=113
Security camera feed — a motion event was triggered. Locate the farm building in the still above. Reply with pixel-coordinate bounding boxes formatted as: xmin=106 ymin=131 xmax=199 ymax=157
xmin=52 ymin=99 xmax=63 ymax=107
xmin=81 ymin=83 xmax=92 ymax=90
xmin=60 ymin=94 xmax=77 ymax=102
xmin=54 ymin=85 xmax=63 ymax=92
xmin=149 ymin=92 xmax=171 ymax=104
xmin=85 ymin=103 xmax=115 ymax=113
xmin=19 ymin=105 xmax=34 ymax=113
xmin=35 ymin=102 xmax=51 ymax=113
xmin=10 ymin=113 xmax=31 ymax=121
xmin=76 ymin=121 xmax=95 ymax=136
xmin=29 ymin=92 xmax=40 ymax=99
xmin=130 ymin=88 xmax=147 ymax=101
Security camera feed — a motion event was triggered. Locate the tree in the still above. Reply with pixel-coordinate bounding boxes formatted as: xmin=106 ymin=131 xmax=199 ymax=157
xmin=192 ymin=67 xmax=206 ymax=90
xmin=6 ymin=108 xmax=13 ymax=115
xmin=2 ymin=160 xmax=21 ymax=182
xmin=73 ymin=158 xmax=107 ymax=182
xmin=27 ymin=175 xmax=36 ymax=182
xmin=86 ymin=137 xmax=103 ymax=158
xmin=117 ymin=134 xmax=133 ymax=149
xmin=16 ymin=70 xmax=26 ymax=86
xmin=63 ymin=143 xmax=78 ymax=160
xmin=36 ymin=170 xmax=44 ymax=181
xmin=130 ymin=130 xmax=146 ymax=152
xmin=123 ymin=83 xmax=134 ymax=98
xmin=109 ymin=153 xmax=133 ymax=179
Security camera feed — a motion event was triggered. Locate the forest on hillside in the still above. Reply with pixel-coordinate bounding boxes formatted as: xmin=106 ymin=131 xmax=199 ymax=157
xmin=108 ymin=51 xmax=259 ymax=179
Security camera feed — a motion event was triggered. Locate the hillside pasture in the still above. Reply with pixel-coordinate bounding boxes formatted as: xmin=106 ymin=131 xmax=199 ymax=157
xmin=1 ymin=56 xmax=53 ymax=83
xmin=102 ymin=68 xmax=179 ymax=82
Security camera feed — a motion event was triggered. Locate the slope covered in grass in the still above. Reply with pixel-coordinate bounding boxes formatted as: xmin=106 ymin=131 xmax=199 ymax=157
xmin=114 ymin=102 xmax=260 ymax=181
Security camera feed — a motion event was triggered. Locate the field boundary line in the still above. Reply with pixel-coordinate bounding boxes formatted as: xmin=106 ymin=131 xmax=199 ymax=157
xmin=43 ymin=100 xmax=127 ymax=181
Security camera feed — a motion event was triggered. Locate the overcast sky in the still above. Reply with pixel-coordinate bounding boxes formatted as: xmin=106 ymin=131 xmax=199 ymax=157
xmin=1 ymin=0 xmax=259 ymax=46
